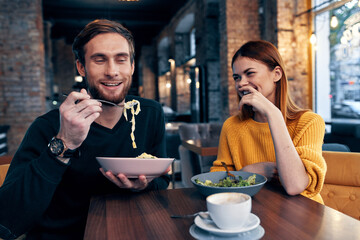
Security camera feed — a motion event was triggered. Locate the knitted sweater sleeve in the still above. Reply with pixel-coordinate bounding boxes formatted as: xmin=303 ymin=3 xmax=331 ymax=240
xmin=292 ymin=112 xmax=327 ymax=199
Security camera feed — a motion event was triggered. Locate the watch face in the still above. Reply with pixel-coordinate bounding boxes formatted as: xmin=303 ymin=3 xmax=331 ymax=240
xmin=49 ymin=138 xmax=64 ymax=156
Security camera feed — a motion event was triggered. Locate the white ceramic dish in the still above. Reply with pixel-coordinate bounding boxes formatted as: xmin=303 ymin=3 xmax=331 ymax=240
xmin=194 ymin=213 xmax=260 ymax=236
xmin=189 ymin=224 xmax=265 ymax=240
xmin=96 ymin=157 xmax=174 ymax=178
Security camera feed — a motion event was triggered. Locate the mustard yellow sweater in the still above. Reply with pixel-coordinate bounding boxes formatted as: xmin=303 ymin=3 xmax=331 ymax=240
xmin=211 ymin=111 xmax=326 ymax=203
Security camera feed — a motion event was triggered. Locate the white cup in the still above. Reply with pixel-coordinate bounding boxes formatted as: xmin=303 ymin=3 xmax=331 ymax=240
xmin=206 ymin=192 xmax=251 ymax=230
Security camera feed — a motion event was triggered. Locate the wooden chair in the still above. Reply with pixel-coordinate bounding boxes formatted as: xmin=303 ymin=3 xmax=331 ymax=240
xmin=178 ymin=123 xmax=222 ymax=187
xmin=0 ymin=155 xmax=12 ymax=187
xmin=0 ymin=163 xmax=10 ymax=187
xmin=320 ymin=151 xmax=360 ymax=220
xmin=0 ymin=154 xmax=12 ymax=165
xmin=0 ymin=157 xmax=27 ymax=239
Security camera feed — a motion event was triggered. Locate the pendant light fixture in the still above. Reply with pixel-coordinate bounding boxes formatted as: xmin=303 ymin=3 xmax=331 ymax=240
xmin=310 ymin=32 xmax=317 ymax=45
xmin=330 ymin=12 xmax=338 ymax=28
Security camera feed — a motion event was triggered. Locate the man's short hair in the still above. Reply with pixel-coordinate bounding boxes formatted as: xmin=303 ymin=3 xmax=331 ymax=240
xmin=72 ymin=19 xmax=135 ymax=65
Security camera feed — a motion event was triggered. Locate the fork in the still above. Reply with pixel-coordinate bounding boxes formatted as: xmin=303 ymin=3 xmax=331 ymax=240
xmin=221 ymin=161 xmax=237 ymax=180
xmin=62 ymin=94 xmax=123 ymax=107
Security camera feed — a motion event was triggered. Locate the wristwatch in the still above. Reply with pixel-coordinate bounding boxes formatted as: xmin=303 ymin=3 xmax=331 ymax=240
xmin=48 ymin=137 xmax=77 ymax=158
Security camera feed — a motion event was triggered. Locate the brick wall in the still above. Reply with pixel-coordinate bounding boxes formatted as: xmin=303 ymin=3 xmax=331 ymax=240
xmin=52 ymin=38 xmax=76 ymax=98
xmin=0 ymin=0 xmax=45 ymax=154
xmin=218 ymin=0 xmax=311 ymax=119
xmin=220 ymin=0 xmax=261 ymax=117
xmin=277 ymin=0 xmax=311 ymax=109
xmin=140 ymin=45 xmax=157 ymax=100
xmin=219 ymin=0 xmax=229 ymax=121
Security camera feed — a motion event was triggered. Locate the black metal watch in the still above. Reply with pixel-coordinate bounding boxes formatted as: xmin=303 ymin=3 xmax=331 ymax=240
xmin=48 ymin=137 xmax=77 ymax=158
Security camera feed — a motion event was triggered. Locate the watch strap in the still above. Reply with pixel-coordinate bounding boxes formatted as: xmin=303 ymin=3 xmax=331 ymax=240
xmin=59 ymin=148 xmax=78 ymax=158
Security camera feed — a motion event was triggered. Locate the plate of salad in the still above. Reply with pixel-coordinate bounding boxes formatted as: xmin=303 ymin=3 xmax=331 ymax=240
xmin=191 ymin=171 xmax=267 ymax=197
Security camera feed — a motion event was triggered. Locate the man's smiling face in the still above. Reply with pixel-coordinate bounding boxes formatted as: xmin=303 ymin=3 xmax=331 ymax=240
xmin=77 ymin=33 xmax=134 ymax=104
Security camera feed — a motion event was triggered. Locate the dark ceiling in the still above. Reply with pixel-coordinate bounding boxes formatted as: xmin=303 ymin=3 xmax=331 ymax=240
xmin=43 ymin=0 xmax=189 ymax=47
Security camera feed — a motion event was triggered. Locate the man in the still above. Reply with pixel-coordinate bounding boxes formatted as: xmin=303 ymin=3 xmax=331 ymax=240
xmin=0 ymin=19 xmax=170 ymax=239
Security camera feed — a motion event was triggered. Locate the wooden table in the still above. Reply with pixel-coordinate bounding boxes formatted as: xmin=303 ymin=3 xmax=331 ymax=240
xmin=181 ymin=139 xmax=219 ymax=156
xmin=84 ymin=183 xmax=360 ymax=239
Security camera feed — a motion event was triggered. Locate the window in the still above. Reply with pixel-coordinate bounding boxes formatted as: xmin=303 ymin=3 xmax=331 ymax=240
xmin=314 ymin=0 xmax=360 ymax=123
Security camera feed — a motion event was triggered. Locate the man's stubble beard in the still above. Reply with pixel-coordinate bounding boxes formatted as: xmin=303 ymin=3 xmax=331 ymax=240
xmin=85 ymin=76 xmax=133 ymax=104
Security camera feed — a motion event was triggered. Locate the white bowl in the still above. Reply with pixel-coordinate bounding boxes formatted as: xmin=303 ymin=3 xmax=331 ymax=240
xmin=96 ymin=157 xmax=174 ymax=178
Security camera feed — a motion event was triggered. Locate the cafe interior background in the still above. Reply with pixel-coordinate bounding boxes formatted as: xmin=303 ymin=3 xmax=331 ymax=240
xmin=1 ymin=0 xmax=360 ymax=185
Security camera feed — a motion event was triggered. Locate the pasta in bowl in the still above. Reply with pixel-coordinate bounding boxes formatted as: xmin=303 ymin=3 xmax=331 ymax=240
xmin=96 ymin=153 xmax=174 ymax=178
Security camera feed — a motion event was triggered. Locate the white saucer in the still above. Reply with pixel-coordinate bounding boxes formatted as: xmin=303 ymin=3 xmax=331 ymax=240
xmin=189 ymin=224 xmax=265 ymax=240
xmin=194 ymin=213 xmax=260 ymax=237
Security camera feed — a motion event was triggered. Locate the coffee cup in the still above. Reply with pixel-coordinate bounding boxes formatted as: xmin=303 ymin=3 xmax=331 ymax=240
xmin=206 ymin=192 xmax=251 ymax=230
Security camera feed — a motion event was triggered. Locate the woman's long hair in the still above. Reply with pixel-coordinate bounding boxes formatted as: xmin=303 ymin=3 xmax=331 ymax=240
xmin=231 ymin=40 xmax=308 ymax=123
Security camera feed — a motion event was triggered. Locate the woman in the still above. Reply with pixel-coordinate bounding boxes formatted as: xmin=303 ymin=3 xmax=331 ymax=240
xmin=211 ymin=40 xmax=326 ymax=203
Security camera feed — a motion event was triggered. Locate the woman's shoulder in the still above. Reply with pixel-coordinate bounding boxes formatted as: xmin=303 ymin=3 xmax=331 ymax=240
xmin=292 ymin=111 xmax=325 ymax=129
xmin=299 ymin=111 xmax=324 ymax=123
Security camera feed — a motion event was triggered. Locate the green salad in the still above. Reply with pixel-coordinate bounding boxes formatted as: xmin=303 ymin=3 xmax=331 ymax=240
xmin=195 ymin=174 xmax=256 ymax=187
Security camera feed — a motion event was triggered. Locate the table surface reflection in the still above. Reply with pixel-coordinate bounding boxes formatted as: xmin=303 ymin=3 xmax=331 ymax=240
xmin=84 ymin=183 xmax=360 ymax=240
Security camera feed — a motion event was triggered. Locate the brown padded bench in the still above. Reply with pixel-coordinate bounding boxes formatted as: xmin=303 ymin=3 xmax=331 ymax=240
xmin=320 ymin=151 xmax=360 ymax=220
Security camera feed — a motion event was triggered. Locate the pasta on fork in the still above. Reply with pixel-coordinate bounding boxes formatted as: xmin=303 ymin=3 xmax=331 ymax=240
xmin=123 ymin=99 xmax=141 ymax=148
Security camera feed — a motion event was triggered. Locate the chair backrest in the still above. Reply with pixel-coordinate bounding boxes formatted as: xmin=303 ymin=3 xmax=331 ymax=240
xmin=178 ymin=145 xmax=196 ymax=187
xmin=0 ymin=155 xmax=13 ymax=165
xmin=178 ymin=124 xmax=201 ymax=141
xmin=208 ymin=123 xmax=222 ymax=139
xmin=178 ymin=123 xmax=223 ymax=141
xmin=0 ymin=125 xmax=10 ymax=156
xmin=178 ymin=123 xmax=222 ymax=186
xmin=166 ymin=132 xmax=181 ymax=159
xmin=322 ymin=143 xmax=350 ymax=152
xmin=320 ymin=151 xmax=360 ymax=220
xmin=0 ymin=164 xmax=10 ymax=187
xmin=331 ymin=122 xmax=360 ymax=138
